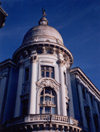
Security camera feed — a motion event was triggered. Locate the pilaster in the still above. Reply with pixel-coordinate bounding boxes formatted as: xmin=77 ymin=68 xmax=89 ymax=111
xmin=28 ymin=54 xmax=38 ymax=114
xmin=77 ymin=84 xmax=87 ymax=129
xmin=58 ymin=58 xmax=67 ymax=116
xmin=14 ymin=61 xmax=24 ymax=117
xmin=87 ymin=92 xmax=96 ymax=132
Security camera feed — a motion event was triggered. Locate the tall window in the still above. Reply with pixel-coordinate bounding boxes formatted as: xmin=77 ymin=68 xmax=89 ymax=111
xmin=21 ymin=99 xmax=28 ymax=115
xmin=84 ymin=106 xmax=91 ymax=131
xmin=93 ymin=114 xmax=99 ymax=131
xmin=41 ymin=66 xmax=55 ymax=78
xmin=25 ymin=67 xmax=29 ymax=81
xmin=82 ymin=87 xmax=86 ymax=100
xmin=40 ymin=87 xmax=57 ymax=114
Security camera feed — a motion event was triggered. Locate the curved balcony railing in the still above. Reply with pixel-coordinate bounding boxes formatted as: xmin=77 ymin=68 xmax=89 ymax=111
xmin=7 ymin=114 xmax=78 ymax=126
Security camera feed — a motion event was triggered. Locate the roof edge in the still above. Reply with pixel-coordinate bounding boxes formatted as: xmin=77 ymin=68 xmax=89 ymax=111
xmin=70 ymin=67 xmax=100 ymax=96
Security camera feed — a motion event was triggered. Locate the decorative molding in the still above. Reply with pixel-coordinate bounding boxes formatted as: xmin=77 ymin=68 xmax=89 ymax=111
xmin=57 ymin=59 xmax=66 ymax=66
xmin=40 ymin=60 xmax=53 ymax=64
xmin=30 ymin=55 xmax=38 ymax=63
xmin=36 ymin=77 xmax=60 ymax=91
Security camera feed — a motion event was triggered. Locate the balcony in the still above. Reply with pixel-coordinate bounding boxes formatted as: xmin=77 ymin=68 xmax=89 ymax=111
xmin=6 ymin=114 xmax=82 ymax=131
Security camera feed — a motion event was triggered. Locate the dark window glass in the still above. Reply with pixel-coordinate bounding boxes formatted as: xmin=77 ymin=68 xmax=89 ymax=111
xmin=90 ymin=94 xmax=93 ymax=106
xmin=46 ymin=72 xmax=49 ymax=77
xmin=84 ymin=106 xmax=91 ymax=131
xmin=41 ymin=66 xmax=55 ymax=78
xmin=45 ymin=107 xmax=51 ymax=113
xmin=21 ymin=99 xmax=28 ymax=115
xmin=40 ymin=107 xmax=43 ymax=114
xmin=45 ymin=96 xmax=51 ymax=101
xmin=25 ymin=68 xmax=29 ymax=81
xmin=82 ymin=87 xmax=86 ymax=99
xmin=93 ymin=114 xmax=98 ymax=131
xmin=45 ymin=88 xmax=51 ymax=94
xmin=40 ymin=97 xmax=43 ymax=104
xmin=41 ymin=71 xmax=45 ymax=77
xmin=51 ymin=72 xmax=54 ymax=78
xmin=97 ymin=103 xmax=100 ymax=113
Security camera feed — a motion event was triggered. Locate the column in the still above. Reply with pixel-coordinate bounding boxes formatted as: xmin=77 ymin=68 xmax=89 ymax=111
xmin=77 ymin=84 xmax=87 ymax=129
xmin=57 ymin=91 xmax=60 ymax=115
xmin=87 ymin=92 xmax=96 ymax=132
xmin=14 ymin=61 xmax=24 ymax=117
xmin=28 ymin=55 xmax=37 ymax=114
xmin=59 ymin=60 xmax=67 ymax=116
xmin=67 ymin=70 xmax=74 ymax=118
xmin=0 ymin=74 xmax=7 ymax=120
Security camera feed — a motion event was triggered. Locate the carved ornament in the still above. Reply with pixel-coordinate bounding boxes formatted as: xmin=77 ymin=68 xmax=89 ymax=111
xmin=36 ymin=77 xmax=60 ymax=91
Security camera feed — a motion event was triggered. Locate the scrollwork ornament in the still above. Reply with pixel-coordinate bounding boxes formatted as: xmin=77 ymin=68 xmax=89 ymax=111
xmin=36 ymin=78 xmax=60 ymax=91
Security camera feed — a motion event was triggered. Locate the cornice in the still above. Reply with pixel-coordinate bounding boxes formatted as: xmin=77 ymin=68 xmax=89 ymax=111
xmin=0 ymin=59 xmax=16 ymax=69
xmin=12 ymin=42 xmax=73 ymax=66
xmin=0 ymin=7 xmax=8 ymax=16
xmin=70 ymin=67 xmax=100 ymax=100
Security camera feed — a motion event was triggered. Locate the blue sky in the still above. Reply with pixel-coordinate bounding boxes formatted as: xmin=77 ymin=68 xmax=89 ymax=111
xmin=0 ymin=0 xmax=100 ymax=90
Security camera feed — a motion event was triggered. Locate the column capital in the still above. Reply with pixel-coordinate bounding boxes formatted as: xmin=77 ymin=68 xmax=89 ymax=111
xmin=57 ymin=59 xmax=65 ymax=66
xmin=30 ymin=55 xmax=38 ymax=63
xmin=18 ymin=59 xmax=24 ymax=66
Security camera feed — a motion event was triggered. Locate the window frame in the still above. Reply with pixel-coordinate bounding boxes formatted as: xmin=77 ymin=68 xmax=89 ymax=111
xmin=39 ymin=87 xmax=57 ymax=114
xmin=41 ymin=65 xmax=55 ymax=79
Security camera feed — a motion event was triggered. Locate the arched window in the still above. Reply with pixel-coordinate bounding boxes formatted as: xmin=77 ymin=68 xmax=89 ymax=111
xmin=40 ymin=87 xmax=57 ymax=114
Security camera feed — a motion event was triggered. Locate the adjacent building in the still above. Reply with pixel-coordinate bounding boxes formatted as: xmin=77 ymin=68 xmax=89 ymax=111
xmin=0 ymin=11 xmax=100 ymax=132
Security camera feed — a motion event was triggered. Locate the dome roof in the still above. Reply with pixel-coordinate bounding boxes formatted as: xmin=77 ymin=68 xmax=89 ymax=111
xmin=21 ymin=11 xmax=64 ymax=46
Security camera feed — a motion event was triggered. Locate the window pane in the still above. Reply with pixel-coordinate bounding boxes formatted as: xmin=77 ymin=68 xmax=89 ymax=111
xmin=41 ymin=71 xmax=45 ymax=77
xmin=52 ymin=97 xmax=55 ymax=104
xmin=25 ymin=68 xmax=29 ymax=81
xmin=51 ymin=72 xmax=54 ymax=78
xmin=45 ymin=96 xmax=51 ymax=101
xmin=41 ymin=90 xmax=44 ymax=95
xmin=45 ymin=107 xmax=51 ymax=113
xmin=40 ymin=97 xmax=43 ymax=104
xmin=40 ymin=107 xmax=43 ymax=114
xmin=46 ymin=72 xmax=49 ymax=77
xmin=22 ymin=99 xmax=28 ymax=115
xmin=41 ymin=66 xmax=54 ymax=78
xmin=45 ymin=88 xmax=51 ymax=94
xmin=52 ymin=107 xmax=56 ymax=114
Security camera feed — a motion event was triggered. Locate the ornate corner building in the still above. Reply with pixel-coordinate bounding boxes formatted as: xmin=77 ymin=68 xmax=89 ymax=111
xmin=0 ymin=11 xmax=100 ymax=132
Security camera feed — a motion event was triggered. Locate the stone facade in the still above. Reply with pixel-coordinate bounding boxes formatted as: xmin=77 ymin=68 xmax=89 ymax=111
xmin=0 ymin=11 xmax=100 ymax=132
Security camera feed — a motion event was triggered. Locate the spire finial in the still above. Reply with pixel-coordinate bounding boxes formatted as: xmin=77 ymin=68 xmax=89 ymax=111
xmin=39 ymin=8 xmax=48 ymax=25
xmin=42 ymin=8 xmax=46 ymax=17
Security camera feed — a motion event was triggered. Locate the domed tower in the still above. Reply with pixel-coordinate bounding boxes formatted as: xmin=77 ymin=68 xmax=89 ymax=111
xmin=7 ymin=10 xmax=81 ymax=132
